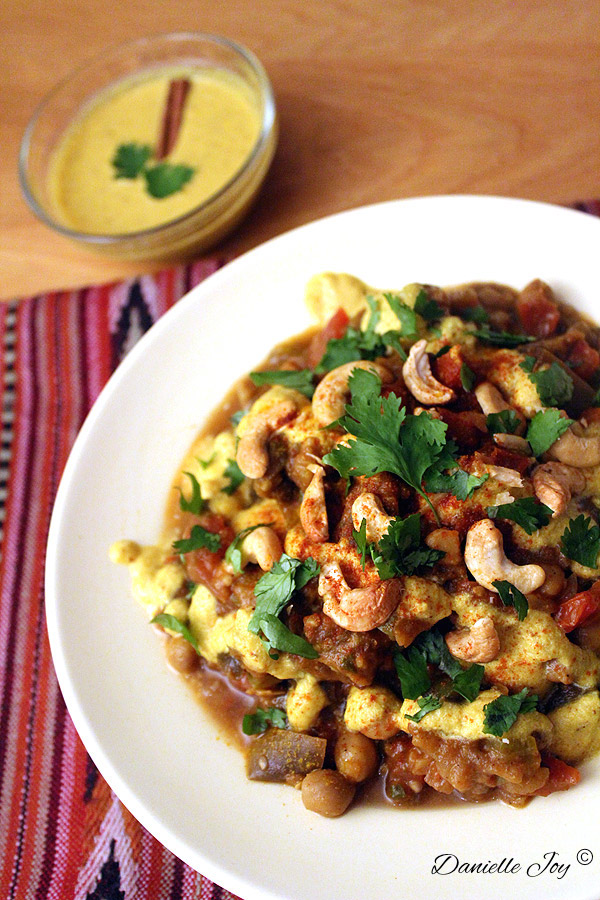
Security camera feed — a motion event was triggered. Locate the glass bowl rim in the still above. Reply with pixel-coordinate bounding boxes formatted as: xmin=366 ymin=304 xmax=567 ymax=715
xmin=18 ymin=30 xmax=277 ymax=244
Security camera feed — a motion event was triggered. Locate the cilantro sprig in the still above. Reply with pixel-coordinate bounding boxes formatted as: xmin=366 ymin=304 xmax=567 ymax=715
xmin=242 ymin=707 xmax=287 ymax=735
xmin=177 ymin=472 xmax=205 ymax=515
xmin=482 ymin=689 xmax=538 ymax=737
xmin=414 ymin=289 xmax=444 ymax=322
xmin=248 ymin=555 xmax=319 ymax=658
xmin=486 ymin=409 xmax=521 ymax=435
xmin=173 ymin=524 xmax=221 ymax=555
xmin=561 ymin=515 xmax=600 ymax=568
xmin=316 ymin=296 xmax=389 ymax=372
xmin=488 ymin=496 xmax=553 ymax=535
xmin=250 ymin=369 xmax=315 ymax=398
xmin=393 ymin=624 xmax=485 ymax=721
xmin=150 ymin=613 xmax=199 ymax=653
xmin=353 ymin=513 xmax=444 ymax=578
xmin=405 ymin=695 xmax=443 ymax=722
xmin=225 ymin=524 xmax=268 ymax=574
xmin=222 ymin=459 xmax=245 ymax=495
xmin=111 ymin=141 xmax=196 ymax=198
xmin=323 ymin=370 xmax=444 ymax=519
xmin=526 ymin=409 xmax=573 ymax=457
xmin=520 ymin=357 xmax=574 ymax=408
xmin=471 ymin=327 xmax=535 ymax=348
xmin=492 ymin=579 xmax=529 ymax=620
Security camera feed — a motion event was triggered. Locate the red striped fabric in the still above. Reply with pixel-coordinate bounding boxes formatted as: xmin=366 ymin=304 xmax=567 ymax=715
xmin=0 ymin=259 xmax=242 ymax=900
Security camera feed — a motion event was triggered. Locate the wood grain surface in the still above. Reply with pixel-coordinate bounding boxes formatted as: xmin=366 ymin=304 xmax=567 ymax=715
xmin=2 ymin=0 xmax=600 ymax=299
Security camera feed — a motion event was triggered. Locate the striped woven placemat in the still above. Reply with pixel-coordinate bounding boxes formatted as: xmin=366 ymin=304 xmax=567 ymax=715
xmin=0 ymin=258 xmax=242 ymax=900
xmin=1 ymin=200 xmax=599 ymax=899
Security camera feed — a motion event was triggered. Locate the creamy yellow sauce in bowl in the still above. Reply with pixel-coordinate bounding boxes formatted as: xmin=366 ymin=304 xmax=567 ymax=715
xmin=20 ymin=34 xmax=277 ymax=260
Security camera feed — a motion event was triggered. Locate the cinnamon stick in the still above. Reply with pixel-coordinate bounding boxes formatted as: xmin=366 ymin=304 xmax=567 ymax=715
xmin=156 ymin=77 xmax=191 ymax=160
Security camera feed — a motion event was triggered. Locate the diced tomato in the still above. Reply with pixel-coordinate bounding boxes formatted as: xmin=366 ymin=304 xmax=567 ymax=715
xmin=554 ymin=581 xmax=600 ymax=633
xmin=433 ymin=345 xmax=464 ymax=391
xmin=535 ymin=753 xmax=581 ymax=796
xmin=582 ymin=407 xmax=600 ymax=426
xmin=565 ymin=338 xmax=600 ymax=382
xmin=306 ymin=308 xmax=350 ymax=368
xmin=516 ymin=279 xmax=561 ymax=338
xmin=176 ymin=513 xmax=234 ymax=589
xmin=435 ymin=408 xmax=485 ymax=449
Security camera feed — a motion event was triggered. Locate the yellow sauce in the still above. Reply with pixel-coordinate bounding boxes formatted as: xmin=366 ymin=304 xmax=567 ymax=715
xmin=48 ymin=68 xmax=262 ymax=235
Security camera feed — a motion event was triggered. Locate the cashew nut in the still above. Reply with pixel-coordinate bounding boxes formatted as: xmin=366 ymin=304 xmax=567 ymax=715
xmin=300 ymin=465 xmax=329 ymax=543
xmin=493 ymin=433 xmax=531 ymax=454
xmin=548 ymin=427 xmax=600 ymax=468
xmin=464 ymin=519 xmax=546 ymax=593
xmin=483 ymin=465 xmax=524 ymax=488
xmin=402 ymin=340 xmax=455 ymax=405
xmin=425 ymin=528 xmax=462 ymax=565
xmin=243 ymin=526 xmax=282 ymax=571
xmin=474 ymin=381 xmax=525 ymax=428
xmin=312 ymin=361 xmax=392 ymax=427
xmin=445 ymin=616 xmax=500 ymax=664
xmin=318 ymin=561 xmax=401 ymax=631
xmin=532 ymin=462 xmax=586 ymax=517
xmin=351 ymin=493 xmax=393 ymax=543
xmin=236 ymin=400 xmax=297 ymax=478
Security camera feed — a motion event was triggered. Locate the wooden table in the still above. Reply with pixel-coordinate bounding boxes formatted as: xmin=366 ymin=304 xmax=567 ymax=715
xmin=2 ymin=0 xmax=600 ymax=300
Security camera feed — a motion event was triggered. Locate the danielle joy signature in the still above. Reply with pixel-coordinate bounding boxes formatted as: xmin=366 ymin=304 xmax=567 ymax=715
xmin=431 ymin=849 xmax=593 ymax=881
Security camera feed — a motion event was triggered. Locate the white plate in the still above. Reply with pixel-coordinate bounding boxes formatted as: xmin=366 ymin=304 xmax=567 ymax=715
xmin=46 ymin=195 xmax=600 ymax=900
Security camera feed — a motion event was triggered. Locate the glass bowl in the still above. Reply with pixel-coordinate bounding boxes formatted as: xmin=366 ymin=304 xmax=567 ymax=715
xmin=19 ymin=33 xmax=278 ymax=262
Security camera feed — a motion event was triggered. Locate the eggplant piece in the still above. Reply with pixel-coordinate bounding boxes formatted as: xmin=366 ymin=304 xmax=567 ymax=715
xmin=518 ymin=345 xmax=596 ymax=417
xmin=246 ymin=728 xmax=327 ymax=783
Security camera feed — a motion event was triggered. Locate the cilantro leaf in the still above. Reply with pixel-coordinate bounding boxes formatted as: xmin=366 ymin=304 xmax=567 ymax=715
xmin=222 ymin=458 xmax=245 ymax=495
xmin=486 ymin=409 xmax=521 ymax=435
xmin=177 ymin=471 xmax=205 ymax=515
xmin=173 ymin=524 xmax=221 ymax=555
xmin=371 ymin=513 xmax=444 ymax=578
xmin=461 ymin=305 xmax=489 ymax=324
xmin=483 ymin=689 xmax=538 ymax=737
xmin=414 ymin=289 xmax=444 ymax=322
xmin=405 ymin=694 xmax=443 ymax=722
xmin=423 ymin=441 xmax=488 ymax=501
xmin=230 ymin=409 xmax=245 ymax=428
xmin=151 ymin=613 xmax=199 ymax=653
xmin=520 ymin=360 xmax=574 ymax=407
xmin=248 ymin=554 xmax=319 ymax=658
xmin=492 ymin=579 xmax=529 ymax=620
xmin=112 ymin=142 xmax=153 ymax=178
xmin=472 ymin=327 xmax=535 ymax=348
xmin=451 ymin=664 xmax=485 ymax=702
xmin=394 ymin=646 xmax=431 ymax=699
xmin=324 ymin=368 xmax=447 ymax=519
xmin=353 ymin=518 xmax=370 ymax=569
xmin=250 ymin=369 xmax=315 ymax=398
xmin=315 ymin=302 xmax=389 ymax=372
xmin=242 ymin=707 xmax=287 ymax=735
xmin=225 ymin=523 xmax=268 ymax=575
xmin=383 ymin=293 xmax=418 ymax=337
xmin=413 ymin=626 xmax=484 ymax=701
xmin=257 ymin=613 xmax=319 ymax=659
xmin=424 ymin=465 xmax=488 ymax=501
xmin=488 ymin=496 xmax=553 ymax=535
xmin=460 ymin=363 xmax=476 ymax=392
xmin=144 ymin=162 xmax=195 ymax=198
xmin=526 ymin=409 xmax=573 ymax=457
xmin=561 ymin=514 xmax=600 ymax=568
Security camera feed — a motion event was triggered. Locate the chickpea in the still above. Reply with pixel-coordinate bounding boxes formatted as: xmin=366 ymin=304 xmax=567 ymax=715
xmin=334 ymin=732 xmax=378 ymax=783
xmin=301 ymin=769 xmax=355 ymax=817
xmin=165 ymin=636 xmax=199 ymax=674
